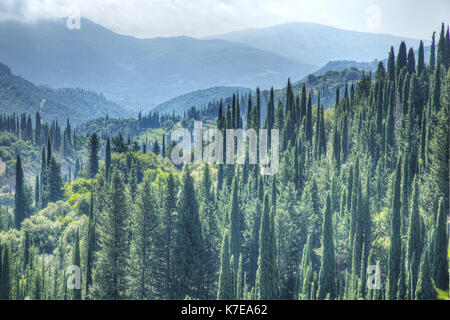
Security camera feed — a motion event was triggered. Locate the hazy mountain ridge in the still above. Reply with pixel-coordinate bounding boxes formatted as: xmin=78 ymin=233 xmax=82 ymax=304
xmin=0 ymin=62 xmax=131 ymax=124
xmin=204 ymin=22 xmax=426 ymax=67
xmin=0 ymin=18 xmax=315 ymax=111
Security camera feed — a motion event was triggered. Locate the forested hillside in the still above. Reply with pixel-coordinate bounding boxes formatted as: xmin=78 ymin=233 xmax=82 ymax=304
xmin=0 ymin=62 xmax=132 ymax=124
xmin=0 ymin=24 xmax=448 ymax=301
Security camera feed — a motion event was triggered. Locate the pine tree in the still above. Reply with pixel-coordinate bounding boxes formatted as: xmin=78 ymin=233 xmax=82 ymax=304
xmin=14 ymin=154 xmax=25 ymax=229
xmin=88 ymin=133 xmax=100 ymax=178
xmin=92 ymin=171 xmax=129 ymax=299
xmin=317 ymin=192 xmax=336 ymax=299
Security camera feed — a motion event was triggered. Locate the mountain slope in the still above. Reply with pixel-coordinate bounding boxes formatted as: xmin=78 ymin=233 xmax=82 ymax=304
xmin=154 ymin=86 xmax=251 ymax=116
xmin=204 ymin=22 xmax=425 ymax=67
xmin=0 ymin=62 xmax=131 ymax=124
xmin=0 ymin=18 xmax=315 ymax=110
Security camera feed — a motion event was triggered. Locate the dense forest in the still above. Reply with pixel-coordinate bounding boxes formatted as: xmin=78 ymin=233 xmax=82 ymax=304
xmin=0 ymin=24 xmax=449 ymax=301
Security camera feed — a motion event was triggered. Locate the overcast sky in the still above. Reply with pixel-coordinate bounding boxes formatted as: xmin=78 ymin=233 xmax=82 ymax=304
xmin=0 ymin=0 xmax=448 ymax=39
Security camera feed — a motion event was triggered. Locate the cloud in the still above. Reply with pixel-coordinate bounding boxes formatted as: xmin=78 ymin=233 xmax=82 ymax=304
xmin=0 ymin=0 xmax=448 ymax=39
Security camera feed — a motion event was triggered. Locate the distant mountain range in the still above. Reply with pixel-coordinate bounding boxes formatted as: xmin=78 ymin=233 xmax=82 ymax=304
xmin=204 ymin=22 xmax=426 ymax=67
xmin=0 ymin=18 xmax=315 ymax=111
xmin=0 ymin=62 xmax=132 ymax=124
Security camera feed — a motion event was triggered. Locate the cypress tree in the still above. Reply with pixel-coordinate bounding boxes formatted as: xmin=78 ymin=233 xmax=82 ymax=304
xmin=162 ymin=173 xmax=177 ymax=299
xmin=256 ymin=194 xmax=279 ymax=299
xmin=388 ymin=46 xmax=396 ymax=81
xmin=92 ymin=171 xmax=129 ymax=299
xmin=173 ymin=166 xmax=205 ymax=299
xmin=306 ymin=91 xmax=313 ymax=143
xmin=396 ymin=42 xmax=407 ymax=78
xmin=130 ymin=177 xmax=159 ymax=299
xmin=417 ymin=41 xmax=425 ymax=76
xmin=105 ymin=137 xmax=111 ymax=181
xmin=317 ymin=192 xmax=336 ymax=299
xmin=407 ymin=48 xmax=416 ymax=74
xmin=433 ymin=198 xmax=449 ymax=292
xmin=415 ymin=246 xmax=436 ymax=300
xmin=387 ymin=159 xmax=402 ymax=299
xmin=85 ymin=193 xmax=95 ymax=297
xmin=406 ymin=178 xmax=422 ymax=299
xmin=229 ymin=175 xmax=241 ymax=274
xmin=430 ymin=31 xmax=436 ymax=71
xmin=72 ymin=228 xmax=81 ymax=300
xmin=153 ymin=139 xmax=160 ymax=155
xmin=47 ymin=157 xmax=63 ymax=203
xmin=88 ymin=133 xmax=100 ymax=178
xmin=217 ymin=231 xmax=235 ymax=300
xmin=14 ymin=154 xmax=25 ymax=229
xmin=0 ymin=245 xmax=9 ymax=300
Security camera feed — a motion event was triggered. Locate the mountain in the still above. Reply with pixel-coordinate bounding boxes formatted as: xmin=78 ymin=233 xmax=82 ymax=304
xmin=311 ymin=60 xmax=380 ymax=76
xmin=204 ymin=22 xmax=425 ymax=67
xmin=153 ymin=86 xmax=251 ymax=116
xmin=0 ymin=18 xmax=315 ymax=111
xmin=0 ymin=62 xmax=131 ymax=124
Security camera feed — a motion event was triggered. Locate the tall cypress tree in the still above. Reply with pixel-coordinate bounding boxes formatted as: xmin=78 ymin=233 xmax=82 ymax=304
xmin=387 ymin=159 xmax=402 ymax=299
xmin=0 ymin=245 xmax=9 ymax=300
xmin=217 ymin=231 xmax=235 ymax=300
xmin=433 ymin=198 xmax=449 ymax=292
xmin=72 ymin=228 xmax=81 ymax=300
xmin=105 ymin=137 xmax=111 ymax=181
xmin=173 ymin=166 xmax=205 ymax=299
xmin=14 ymin=154 xmax=25 ymax=229
xmin=417 ymin=41 xmax=425 ymax=76
xmin=229 ymin=175 xmax=241 ymax=275
xmin=317 ymin=192 xmax=336 ymax=299
xmin=88 ymin=133 xmax=100 ymax=178
xmin=85 ymin=193 xmax=95 ymax=297
xmin=256 ymin=194 xmax=279 ymax=299
xmin=406 ymin=178 xmax=422 ymax=299
xmin=161 ymin=173 xmax=177 ymax=299
xmin=430 ymin=31 xmax=436 ymax=71
xmin=92 ymin=171 xmax=129 ymax=299
xmin=130 ymin=177 xmax=159 ymax=299
xmin=415 ymin=246 xmax=436 ymax=300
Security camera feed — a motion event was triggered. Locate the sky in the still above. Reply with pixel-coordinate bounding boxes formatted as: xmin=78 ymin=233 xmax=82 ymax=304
xmin=0 ymin=0 xmax=448 ymax=40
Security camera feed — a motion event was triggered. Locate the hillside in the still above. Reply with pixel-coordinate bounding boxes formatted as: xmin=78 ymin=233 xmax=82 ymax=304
xmin=0 ymin=62 xmax=132 ymax=124
xmin=204 ymin=21 xmax=425 ymax=67
xmin=153 ymin=86 xmax=252 ymax=116
xmin=0 ymin=19 xmax=315 ymax=110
